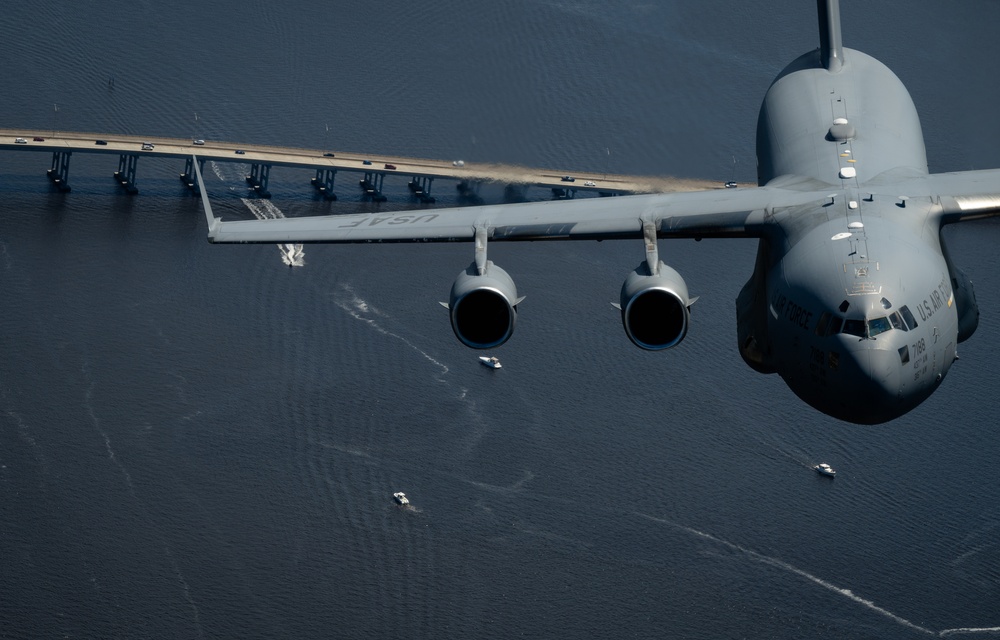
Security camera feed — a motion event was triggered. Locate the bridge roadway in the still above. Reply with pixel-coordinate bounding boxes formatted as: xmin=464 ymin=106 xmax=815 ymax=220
xmin=0 ymin=128 xmax=721 ymax=199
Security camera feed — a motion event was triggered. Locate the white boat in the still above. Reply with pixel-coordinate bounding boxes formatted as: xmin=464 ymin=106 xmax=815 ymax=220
xmin=814 ymin=463 xmax=836 ymax=477
xmin=479 ymin=356 xmax=501 ymax=369
xmin=393 ymin=492 xmax=409 ymax=505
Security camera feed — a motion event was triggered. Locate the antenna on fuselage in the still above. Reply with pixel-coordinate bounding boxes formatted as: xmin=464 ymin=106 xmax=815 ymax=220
xmin=817 ymin=0 xmax=844 ymax=72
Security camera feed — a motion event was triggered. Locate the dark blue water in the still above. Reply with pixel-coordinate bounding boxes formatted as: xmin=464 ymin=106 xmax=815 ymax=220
xmin=2 ymin=2 xmax=1000 ymax=638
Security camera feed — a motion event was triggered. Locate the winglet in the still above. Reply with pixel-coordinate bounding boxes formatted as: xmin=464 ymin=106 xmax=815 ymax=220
xmin=192 ymin=155 xmax=221 ymax=241
xmin=817 ymin=0 xmax=844 ymax=72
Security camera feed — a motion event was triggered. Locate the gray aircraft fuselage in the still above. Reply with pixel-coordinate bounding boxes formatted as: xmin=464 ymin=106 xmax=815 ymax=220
xmin=204 ymin=1 xmax=995 ymax=426
xmin=746 ymin=47 xmax=970 ymax=424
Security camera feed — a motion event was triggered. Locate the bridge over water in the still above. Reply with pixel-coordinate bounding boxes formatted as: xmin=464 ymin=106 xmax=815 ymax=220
xmin=0 ymin=128 xmax=721 ymax=202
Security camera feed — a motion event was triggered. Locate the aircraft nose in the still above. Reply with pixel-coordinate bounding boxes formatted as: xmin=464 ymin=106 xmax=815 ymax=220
xmin=865 ymin=346 xmax=901 ymax=397
xmin=843 ymin=340 xmax=902 ymax=407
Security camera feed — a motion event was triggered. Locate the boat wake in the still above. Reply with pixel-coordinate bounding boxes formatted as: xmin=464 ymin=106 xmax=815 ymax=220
xmin=204 ymin=160 xmax=304 ymax=266
xmin=82 ymin=363 xmax=136 ymax=497
xmin=636 ymin=512 xmax=1000 ymax=637
xmin=240 ymin=198 xmax=304 ymax=267
xmin=330 ymin=283 xmax=449 ymax=379
xmin=461 ymin=469 xmax=535 ymax=495
xmin=80 ymin=359 xmax=206 ymax=638
xmin=279 ymin=243 xmax=304 ymax=267
xmin=2 ymin=393 xmax=49 ymax=483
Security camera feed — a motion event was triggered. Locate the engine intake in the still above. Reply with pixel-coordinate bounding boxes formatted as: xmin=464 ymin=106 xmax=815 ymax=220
xmin=448 ymin=261 xmax=519 ymax=349
xmin=620 ymin=261 xmax=693 ymax=350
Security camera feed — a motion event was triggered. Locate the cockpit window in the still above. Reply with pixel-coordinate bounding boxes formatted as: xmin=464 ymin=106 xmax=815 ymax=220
xmin=827 ymin=316 xmax=843 ymax=336
xmin=868 ymin=316 xmax=892 ymax=337
xmin=880 ymin=297 xmax=892 ymax=310
xmin=815 ymin=312 xmax=845 ymax=337
xmin=814 ymin=312 xmax=830 ymax=336
xmin=842 ymin=319 xmax=866 ymax=337
xmin=899 ymin=305 xmax=918 ymax=330
xmin=889 ymin=311 xmax=907 ymax=331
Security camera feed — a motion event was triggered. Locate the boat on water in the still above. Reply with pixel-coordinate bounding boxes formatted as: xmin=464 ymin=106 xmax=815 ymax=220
xmin=814 ymin=463 xmax=836 ymax=477
xmin=479 ymin=356 xmax=501 ymax=369
xmin=393 ymin=492 xmax=409 ymax=505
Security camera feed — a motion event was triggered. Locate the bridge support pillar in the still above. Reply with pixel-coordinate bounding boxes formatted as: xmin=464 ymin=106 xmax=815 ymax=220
xmin=311 ymin=168 xmax=338 ymax=200
xmin=408 ymin=176 xmax=436 ymax=203
xmin=457 ymin=180 xmax=483 ymax=202
xmin=46 ymin=151 xmax=72 ymax=192
xmin=246 ymin=163 xmax=271 ymax=198
xmin=359 ymin=171 xmax=386 ymax=202
xmin=503 ymin=183 xmax=527 ymax=202
xmin=179 ymin=156 xmax=205 ymax=192
xmin=114 ymin=154 xmax=140 ymax=194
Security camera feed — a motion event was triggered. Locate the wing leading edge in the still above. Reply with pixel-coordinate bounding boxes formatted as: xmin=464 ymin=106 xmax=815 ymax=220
xmin=925 ymin=169 xmax=1000 ymax=224
xmin=859 ymin=168 xmax=1000 ymax=225
xmin=202 ymin=179 xmax=833 ymax=246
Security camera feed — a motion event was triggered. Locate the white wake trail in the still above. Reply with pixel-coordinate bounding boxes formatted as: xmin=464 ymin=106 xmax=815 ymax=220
xmin=637 ymin=512 xmax=940 ymax=635
xmin=80 ymin=361 xmax=206 ymax=638
xmin=239 ymin=198 xmax=305 ymax=267
xmin=204 ymin=159 xmax=304 ymax=267
xmin=332 ymin=283 xmax=449 ymax=377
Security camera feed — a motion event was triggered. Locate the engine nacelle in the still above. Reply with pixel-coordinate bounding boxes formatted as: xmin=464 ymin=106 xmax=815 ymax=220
xmin=942 ymin=239 xmax=980 ymax=343
xmin=619 ymin=261 xmax=693 ymax=350
xmin=448 ymin=260 xmax=519 ymax=349
xmin=951 ymin=265 xmax=980 ymax=343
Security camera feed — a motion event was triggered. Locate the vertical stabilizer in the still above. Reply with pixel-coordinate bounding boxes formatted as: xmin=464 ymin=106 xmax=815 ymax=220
xmin=817 ymin=0 xmax=843 ymax=72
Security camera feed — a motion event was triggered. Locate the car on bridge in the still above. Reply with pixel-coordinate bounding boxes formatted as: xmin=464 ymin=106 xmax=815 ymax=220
xmin=14 ymin=138 xmax=27 ymax=144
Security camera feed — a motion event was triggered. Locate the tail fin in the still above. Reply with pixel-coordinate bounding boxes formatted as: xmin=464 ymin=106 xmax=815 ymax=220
xmin=817 ymin=0 xmax=843 ymax=72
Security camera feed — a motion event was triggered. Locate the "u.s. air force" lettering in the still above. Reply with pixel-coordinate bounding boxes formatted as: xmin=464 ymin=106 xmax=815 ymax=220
xmin=770 ymin=291 xmax=813 ymax=331
xmin=916 ymin=275 xmax=952 ymax=322
xmin=338 ymin=214 xmax=439 ymax=228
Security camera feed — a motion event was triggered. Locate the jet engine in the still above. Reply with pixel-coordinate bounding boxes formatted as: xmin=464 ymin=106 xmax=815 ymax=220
xmin=619 ymin=261 xmax=695 ymax=350
xmin=447 ymin=260 xmax=520 ymax=349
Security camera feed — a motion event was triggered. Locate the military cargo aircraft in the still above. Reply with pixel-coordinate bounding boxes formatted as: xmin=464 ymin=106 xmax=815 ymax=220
xmin=198 ymin=0 xmax=1000 ymax=425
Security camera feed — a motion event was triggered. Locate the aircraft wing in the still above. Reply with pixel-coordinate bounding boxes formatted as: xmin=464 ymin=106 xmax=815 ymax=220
xmin=885 ymin=168 xmax=1000 ymax=224
xmin=201 ymin=177 xmax=829 ymax=245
